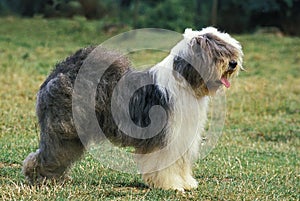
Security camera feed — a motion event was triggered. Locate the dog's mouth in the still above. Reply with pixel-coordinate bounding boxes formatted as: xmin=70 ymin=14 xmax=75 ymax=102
xmin=207 ymin=76 xmax=230 ymax=91
xmin=206 ymin=67 xmax=237 ymax=91
xmin=218 ymin=60 xmax=239 ymax=88
xmin=219 ymin=66 xmax=238 ymax=88
xmin=220 ymin=76 xmax=230 ymax=88
xmin=210 ymin=74 xmax=231 ymax=89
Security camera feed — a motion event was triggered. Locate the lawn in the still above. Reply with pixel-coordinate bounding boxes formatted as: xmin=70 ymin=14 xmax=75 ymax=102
xmin=0 ymin=17 xmax=299 ymax=200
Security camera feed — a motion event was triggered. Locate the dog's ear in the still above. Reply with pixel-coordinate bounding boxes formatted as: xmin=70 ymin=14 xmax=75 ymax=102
xmin=189 ymin=37 xmax=203 ymax=55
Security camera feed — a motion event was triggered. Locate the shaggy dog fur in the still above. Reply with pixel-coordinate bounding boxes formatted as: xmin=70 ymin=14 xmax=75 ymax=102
xmin=23 ymin=27 xmax=243 ymax=191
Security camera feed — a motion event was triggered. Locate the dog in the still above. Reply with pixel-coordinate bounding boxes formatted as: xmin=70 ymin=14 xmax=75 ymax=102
xmin=23 ymin=27 xmax=243 ymax=191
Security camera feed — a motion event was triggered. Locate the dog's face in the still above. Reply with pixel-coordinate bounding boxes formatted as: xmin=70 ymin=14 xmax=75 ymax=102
xmin=173 ymin=27 xmax=243 ymax=97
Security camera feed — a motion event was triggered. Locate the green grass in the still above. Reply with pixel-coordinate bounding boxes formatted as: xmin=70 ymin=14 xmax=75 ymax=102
xmin=0 ymin=17 xmax=299 ymax=200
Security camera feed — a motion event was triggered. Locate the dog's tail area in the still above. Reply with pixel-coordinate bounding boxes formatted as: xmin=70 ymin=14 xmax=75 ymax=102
xmin=22 ymin=149 xmax=41 ymax=184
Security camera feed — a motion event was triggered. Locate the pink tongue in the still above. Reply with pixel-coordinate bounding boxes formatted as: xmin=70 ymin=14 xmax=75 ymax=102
xmin=220 ymin=77 xmax=230 ymax=88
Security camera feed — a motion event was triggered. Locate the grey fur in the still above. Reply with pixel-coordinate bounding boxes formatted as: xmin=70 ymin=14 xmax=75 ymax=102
xmin=23 ymin=47 xmax=112 ymax=181
xmin=23 ymin=46 xmax=171 ymax=182
xmin=23 ymin=47 xmax=95 ymax=182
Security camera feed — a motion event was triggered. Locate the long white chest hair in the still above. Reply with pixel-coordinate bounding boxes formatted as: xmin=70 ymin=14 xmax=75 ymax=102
xmin=136 ymin=56 xmax=209 ymax=191
xmin=137 ymin=52 xmax=209 ymax=171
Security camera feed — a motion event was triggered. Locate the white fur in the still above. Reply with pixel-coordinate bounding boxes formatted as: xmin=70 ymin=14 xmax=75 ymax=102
xmin=137 ymin=44 xmax=209 ymax=190
xmin=137 ymin=28 xmax=242 ymax=191
xmin=184 ymin=27 xmax=241 ymax=51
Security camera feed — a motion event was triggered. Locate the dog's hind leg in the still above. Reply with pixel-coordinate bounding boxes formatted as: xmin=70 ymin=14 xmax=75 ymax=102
xmin=23 ymin=72 xmax=87 ymax=183
xmin=23 ymin=133 xmax=84 ymax=183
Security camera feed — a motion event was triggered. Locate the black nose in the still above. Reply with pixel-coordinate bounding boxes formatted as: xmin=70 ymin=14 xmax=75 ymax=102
xmin=229 ymin=60 xmax=237 ymax=70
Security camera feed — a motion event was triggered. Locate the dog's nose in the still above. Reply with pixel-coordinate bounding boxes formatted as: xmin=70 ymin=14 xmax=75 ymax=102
xmin=229 ymin=60 xmax=237 ymax=70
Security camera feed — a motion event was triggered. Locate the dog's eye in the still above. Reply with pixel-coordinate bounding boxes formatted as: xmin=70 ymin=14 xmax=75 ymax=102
xmin=229 ymin=60 xmax=237 ymax=70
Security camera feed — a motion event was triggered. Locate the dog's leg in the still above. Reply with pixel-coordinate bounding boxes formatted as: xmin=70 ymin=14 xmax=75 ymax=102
xmin=178 ymin=157 xmax=199 ymax=190
xmin=23 ymin=73 xmax=87 ymax=183
xmin=139 ymin=150 xmax=198 ymax=191
xmin=23 ymin=133 xmax=84 ymax=183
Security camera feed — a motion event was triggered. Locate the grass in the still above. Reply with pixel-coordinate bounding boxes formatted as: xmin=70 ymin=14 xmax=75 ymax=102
xmin=0 ymin=17 xmax=299 ymax=200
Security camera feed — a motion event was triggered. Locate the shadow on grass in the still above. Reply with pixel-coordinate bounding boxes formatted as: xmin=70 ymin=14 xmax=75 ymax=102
xmin=115 ymin=181 xmax=148 ymax=189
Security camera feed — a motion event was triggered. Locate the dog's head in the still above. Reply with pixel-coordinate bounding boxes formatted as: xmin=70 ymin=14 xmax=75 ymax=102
xmin=173 ymin=27 xmax=243 ymax=97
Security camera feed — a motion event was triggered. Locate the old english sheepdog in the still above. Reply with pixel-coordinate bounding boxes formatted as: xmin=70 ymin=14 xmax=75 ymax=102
xmin=23 ymin=27 xmax=243 ymax=191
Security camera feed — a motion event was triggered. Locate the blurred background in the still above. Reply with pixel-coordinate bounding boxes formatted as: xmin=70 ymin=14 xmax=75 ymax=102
xmin=0 ymin=0 xmax=300 ymax=36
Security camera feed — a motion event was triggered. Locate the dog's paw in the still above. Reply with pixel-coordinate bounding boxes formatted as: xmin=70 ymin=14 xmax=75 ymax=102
xmin=183 ymin=176 xmax=198 ymax=190
xmin=173 ymin=186 xmax=185 ymax=192
xmin=161 ymin=184 xmax=186 ymax=192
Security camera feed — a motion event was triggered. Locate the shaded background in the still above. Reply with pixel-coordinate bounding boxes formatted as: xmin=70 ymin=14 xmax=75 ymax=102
xmin=0 ymin=0 xmax=300 ymax=35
